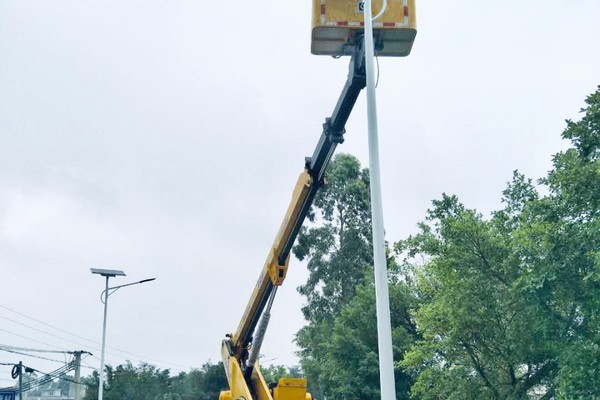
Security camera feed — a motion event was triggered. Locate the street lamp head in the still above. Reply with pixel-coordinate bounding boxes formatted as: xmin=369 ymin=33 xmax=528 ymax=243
xmin=91 ymin=268 xmax=126 ymax=277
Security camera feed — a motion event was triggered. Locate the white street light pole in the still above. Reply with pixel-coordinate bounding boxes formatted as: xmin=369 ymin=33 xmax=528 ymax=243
xmin=98 ymin=274 xmax=111 ymax=400
xmin=363 ymin=1 xmax=397 ymax=399
xmin=91 ymin=268 xmax=155 ymax=400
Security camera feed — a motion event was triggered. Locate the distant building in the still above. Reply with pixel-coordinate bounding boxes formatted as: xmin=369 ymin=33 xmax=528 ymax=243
xmin=25 ymin=389 xmax=73 ymax=400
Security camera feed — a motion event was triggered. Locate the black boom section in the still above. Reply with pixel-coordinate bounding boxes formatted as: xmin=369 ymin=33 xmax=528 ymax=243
xmin=277 ymin=37 xmax=366 ymax=266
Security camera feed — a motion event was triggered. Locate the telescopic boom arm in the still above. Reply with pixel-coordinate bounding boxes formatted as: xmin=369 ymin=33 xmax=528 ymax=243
xmin=220 ymin=38 xmax=366 ymax=400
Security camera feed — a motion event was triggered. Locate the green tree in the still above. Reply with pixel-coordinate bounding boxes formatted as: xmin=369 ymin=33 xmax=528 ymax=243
xmin=169 ymin=362 xmax=228 ymax=400
xmin=195 ymin=362 xmax=229 ymax=400
xmin=259 ymin=364 xmax=302 ymax=386
xmin=294 ymin=153 xmax=419 ymax=399
xmin=314 ymin=276 xmax=418 ymax=400
xmin=294 ymin=153 xmax=373 ymax=398
xmin=526 ymin=86 xmax=600 ymax=398
xmin=398 ymin=193 xmax=557 ymax=399
xmin=82 ymin=370 xmax=99 ymax=400
xmin=399 ymin=86 xmax=600 ymax=399
xmin=82 ymin=361 xmax=228 ymax=400
xmin=101 ymin=362 xmax=171 ymax=400
xmin=294 ymin=153 xmax=373 ymax=322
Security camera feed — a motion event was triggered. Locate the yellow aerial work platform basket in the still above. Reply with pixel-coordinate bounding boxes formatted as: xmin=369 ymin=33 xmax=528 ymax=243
xmin=311 ymin=0 xmax=416 ymax=57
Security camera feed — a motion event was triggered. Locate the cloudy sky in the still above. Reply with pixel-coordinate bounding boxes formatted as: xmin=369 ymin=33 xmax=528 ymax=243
xmin=1 ymin=0 xmax=599 ymax=384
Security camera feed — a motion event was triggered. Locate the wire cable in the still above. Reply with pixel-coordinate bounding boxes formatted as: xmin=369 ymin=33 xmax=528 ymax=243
xmin=0 ymin=347 xmax=69 ymax=364
xmin=0 ymin=305 xmax=93 ymax=344
xmin=0 ymin=305 xmax=192 ymax=372
xmin=0 ymin=344 xmax=86 ymax=354
xmin=0 ymin=315 xmax=94 ymax=351
xmin=1 ymin=362 xmax=76 ymax=392
xmin=0 ymin=320 xmax=143 ymax=369
xmin=375 ymin=54 xmax=380 ymax=88
xmin=0 ymin=328 xmax=69 ymax=354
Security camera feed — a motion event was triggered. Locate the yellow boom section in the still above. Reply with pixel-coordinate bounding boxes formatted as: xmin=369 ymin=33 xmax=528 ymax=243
xmin=221 ymin=171 xmax=314 ymax=400
xmin=231 ymin=171 xmax=313 ymax=356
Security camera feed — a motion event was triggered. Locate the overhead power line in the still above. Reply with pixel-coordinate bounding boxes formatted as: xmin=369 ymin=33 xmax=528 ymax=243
xmin=0 ymin=329 xmax=191 ymax=374
xmin=0 ymin=315 xmax=93 ymax=351
xmin=0 ymin=347 xmax=66 ymax=364
xmin=0 ymin=361 xmax=76 ymax=392
xmin=0 ymin=304 xmax=95 ymax=346
xmin=0 ymin=327 xmax=128 ymax=368
xmin=0 ymin=344 xmax=90 ymax=355
xmin=0 ymin=303 xmax=192 ymax=372
xmin=0 ymin=328 xmax=68 ymax=354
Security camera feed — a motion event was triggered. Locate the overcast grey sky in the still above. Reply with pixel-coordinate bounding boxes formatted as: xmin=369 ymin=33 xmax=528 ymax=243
xmin=1 ymin=0 xmax=599 ymax=383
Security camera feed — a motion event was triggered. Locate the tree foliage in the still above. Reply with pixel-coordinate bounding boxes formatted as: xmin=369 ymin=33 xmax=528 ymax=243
xmin=294 ymin=153 xmax=420 ymax=399
xmin=82 ymin=361 xmax=228 ymax=400
xmin=312 ymin=277 xmax=418 ymax=400
xmin=80 ymin=361 xmax=301 ymax=400
xmin=293 ymin=153 xmax=374 ymax=398
xmin=399 ymin=86 xmax=600 ymax=399
xmin=294 ymin=153 xmax=373 ymax=323
xmin=259 ymin=364 xmax=303 ymax=386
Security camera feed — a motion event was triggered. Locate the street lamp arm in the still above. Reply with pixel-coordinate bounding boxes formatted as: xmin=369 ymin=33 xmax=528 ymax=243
xmin=100 ymin=278 xmax=156 ymax=303
xmin=109 ymin=277 xmax=156 ymax=291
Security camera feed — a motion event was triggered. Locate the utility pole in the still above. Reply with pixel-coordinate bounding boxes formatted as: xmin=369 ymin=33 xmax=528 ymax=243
xmin=18 ymin=361 xmax=22 ymax=400
xmin=72 ymin=351 xmax=83 ymax=400
xmin=69 ymin=350 xmax=92 ymax=400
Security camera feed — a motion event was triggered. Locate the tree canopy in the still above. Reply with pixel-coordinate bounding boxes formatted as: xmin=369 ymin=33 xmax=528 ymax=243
xmin=294 ymin=87 xmax=600 ymax=399
xmin=294 ymin=153 xmax=373 ymax=323
xmin=82 ymin=361 xmax=228 ymax=400
xmin=399 ymin=86 xmax=600 ymax=399
xmin=294 ymin=153 xmax=419 ymax=399
xmin=80 ymin=361 xmax=300 ymax=400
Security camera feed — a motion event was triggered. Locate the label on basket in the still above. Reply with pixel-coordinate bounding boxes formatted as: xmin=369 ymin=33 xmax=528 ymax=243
xmin=357 ymin=1 xmax=365 ymax=13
